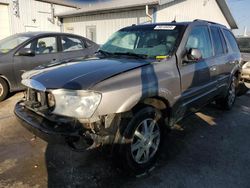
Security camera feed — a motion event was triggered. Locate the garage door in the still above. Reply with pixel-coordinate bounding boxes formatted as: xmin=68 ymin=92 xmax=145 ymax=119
xmin=0 ymin=4 xmax=10 ymax=40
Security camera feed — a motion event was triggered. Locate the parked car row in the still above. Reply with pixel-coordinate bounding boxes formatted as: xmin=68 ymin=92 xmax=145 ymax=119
xmin=12 ymin=20 xmax=246 ymax=176
xmin=0 ymin=32 xmax=99 ymax=101
xmin=236 ymin=37 xmax=250 ymax=94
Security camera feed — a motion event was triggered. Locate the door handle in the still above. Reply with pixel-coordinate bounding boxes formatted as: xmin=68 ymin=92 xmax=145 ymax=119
xmin=210 ymin=66 xmax=217 ymax=72
xmin=228 ymin=61 xmax=235 ymax=65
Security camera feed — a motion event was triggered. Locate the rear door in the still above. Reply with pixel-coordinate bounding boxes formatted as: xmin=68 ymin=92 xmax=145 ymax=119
xmin=178 ymin=25 xmax=216 ymax=115
xmin=209 ymin=26 xmax=229 ymax=93
xmin=220 ymin=29 xmax=240 ymax=86
xmin=13 ymin=35 xmax=60 ymax=89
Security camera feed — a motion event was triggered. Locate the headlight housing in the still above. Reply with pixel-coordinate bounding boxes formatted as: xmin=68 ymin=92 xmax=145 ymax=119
xmin=51 ymin=89 xmax=102 ymax=119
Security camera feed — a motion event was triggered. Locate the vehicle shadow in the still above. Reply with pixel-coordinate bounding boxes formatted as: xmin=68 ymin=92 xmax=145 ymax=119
xmin=45 ymin=143 xmax=134 ymax=188
xmin=44 ymin=104 xmax=222 ymax=188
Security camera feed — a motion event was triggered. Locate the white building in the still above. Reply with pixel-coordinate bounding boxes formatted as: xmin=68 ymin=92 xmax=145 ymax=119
xmin=58 ymin=0 xmax=238 ymax=44
xmin=0 ymin=0 xmax=76 ymax=40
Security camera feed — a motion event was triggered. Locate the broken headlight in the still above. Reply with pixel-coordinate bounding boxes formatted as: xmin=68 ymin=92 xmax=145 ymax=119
xmin=51 ymin=89 xmax=102 ymax=119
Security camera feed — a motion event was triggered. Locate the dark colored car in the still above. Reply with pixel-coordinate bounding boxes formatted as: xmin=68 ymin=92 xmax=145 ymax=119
xmin=237 ymin=37 xmax=250 ymax=93
xmin=0 ymin=32 xmax=99 ymax=101
xmin=15 ymin=20 xmax=240 ymax=175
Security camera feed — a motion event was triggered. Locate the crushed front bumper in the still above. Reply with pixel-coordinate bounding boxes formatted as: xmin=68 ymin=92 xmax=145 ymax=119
xmin=14 ymin=101 xmax=84 ymax=144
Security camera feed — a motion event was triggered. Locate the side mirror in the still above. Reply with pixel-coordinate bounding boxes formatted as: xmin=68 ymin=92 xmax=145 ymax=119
xmin=187 ymin=48 xmax=202 ymax=61
xmin=17 ymin=48 xmax=35 ymax=57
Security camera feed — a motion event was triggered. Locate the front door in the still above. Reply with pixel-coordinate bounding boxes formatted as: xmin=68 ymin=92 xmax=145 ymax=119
xmin=177 ymin=25 xmax=217 ymax=118
xmin=13 ymin=36 xmax=60 ymax=90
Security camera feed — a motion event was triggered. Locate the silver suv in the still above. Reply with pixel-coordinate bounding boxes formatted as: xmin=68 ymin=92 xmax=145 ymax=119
xmin=15 ymin=20 xmax=241 ymax=175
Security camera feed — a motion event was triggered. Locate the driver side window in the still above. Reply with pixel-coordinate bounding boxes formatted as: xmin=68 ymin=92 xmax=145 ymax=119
xmin=186 ymin=26 xmax=212 ymax=59
xmin=35 ymin=37 xmax=57 ymax=54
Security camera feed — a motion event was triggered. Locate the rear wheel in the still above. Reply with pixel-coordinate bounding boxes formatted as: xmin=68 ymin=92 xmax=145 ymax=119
xmin=116 ymin=106 xmax=164 ymax=176
xmin=216 ymin=76 xmax=237 ymax=110
xmin=0 ymin=78 xmax=8 ymax=102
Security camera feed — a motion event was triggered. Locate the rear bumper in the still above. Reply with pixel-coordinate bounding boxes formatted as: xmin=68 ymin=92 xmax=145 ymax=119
xmin=14 ymin=101 xmax=83 ymax=144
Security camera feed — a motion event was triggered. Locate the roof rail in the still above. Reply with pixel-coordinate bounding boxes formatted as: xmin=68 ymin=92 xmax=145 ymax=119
xmin=193 ymin=19 xmax=226 ymax=27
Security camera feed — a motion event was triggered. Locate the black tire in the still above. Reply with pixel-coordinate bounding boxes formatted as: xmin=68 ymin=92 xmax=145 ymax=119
xmin=0 ymin=78 xmax=8 ymax=102
xmin=115 ymin=106 xmax=164 ymax=176
xmin=216 ymin=76 xmax=237 ymax=110
xmin=237 ymin=82 xmax=249 ymax=96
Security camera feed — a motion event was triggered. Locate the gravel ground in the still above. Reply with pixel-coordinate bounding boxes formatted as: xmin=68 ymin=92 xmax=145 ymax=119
xmin=0 ymin=91 xmax=250 ymax=188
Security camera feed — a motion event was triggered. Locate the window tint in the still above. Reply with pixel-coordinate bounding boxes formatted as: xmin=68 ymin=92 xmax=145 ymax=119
xmin=61 ymin=36 xmax=85 ymax=52
xmin=35 ymin=37 xmax=57 ymax=54
xmin=23 ymin=42 xmax=32 ymax=50
xmin=85 ymin=38 xmax=94 ymax=47
xmin=101 ymin=26 xmax=183 ymax=58
xmin=211 ymin=27 xmax=224 ymax=56
xmin=223 ymin=29 xmax=239 ymax=52
xmin=186 ymin=26 xmax=212 ymax=59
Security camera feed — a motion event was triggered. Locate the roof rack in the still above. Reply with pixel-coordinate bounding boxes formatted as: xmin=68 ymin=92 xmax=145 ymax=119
xmin=193 ymin=19 xmax=226 ymax=28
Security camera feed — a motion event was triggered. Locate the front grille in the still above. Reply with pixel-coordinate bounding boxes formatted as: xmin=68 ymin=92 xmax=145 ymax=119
xmin=24 ymin=88 xmax=55 ymax=113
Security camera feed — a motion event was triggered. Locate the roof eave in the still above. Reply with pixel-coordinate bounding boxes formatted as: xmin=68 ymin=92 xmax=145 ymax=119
xmin=56 ymin=2 xmax=159 ymax=18
xmin=216 ymin=0 xmax=238 ymax=29
xmin=35 ymin=0 xmax=79 ymax=9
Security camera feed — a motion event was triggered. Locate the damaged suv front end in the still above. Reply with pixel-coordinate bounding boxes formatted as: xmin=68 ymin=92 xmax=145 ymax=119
xmin=14 ymin=61 xmax=143 ymax=150
xmin=15 ymin=80 xmax=106 ymax=149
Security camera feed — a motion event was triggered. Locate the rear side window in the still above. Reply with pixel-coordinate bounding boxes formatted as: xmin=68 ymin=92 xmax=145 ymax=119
xmin=61 ymin=36 xmax=85 ymax=52
xmin=211 ymin=27 xmax=224 ymax=56
xmin=223 ymin=29 xmax=239 ymax=52
xmin=186 ymin=26 xmax=212 ymax=59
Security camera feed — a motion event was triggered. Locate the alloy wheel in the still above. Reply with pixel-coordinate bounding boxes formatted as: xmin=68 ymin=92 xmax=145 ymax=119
xmin=131 ymin=118 xmax=160 ymax=164
xmin=0 ymin=83 xmax=3 ymax=97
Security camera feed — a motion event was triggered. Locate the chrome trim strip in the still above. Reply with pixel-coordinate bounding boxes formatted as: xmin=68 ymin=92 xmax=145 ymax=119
xmin=21 ymin=79 xmax=46 ymax=92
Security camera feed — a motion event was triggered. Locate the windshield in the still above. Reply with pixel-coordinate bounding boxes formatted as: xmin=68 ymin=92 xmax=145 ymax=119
xmin=237 ymin=38 xmax=250 ymax=53
xmin=100 ymin=25 xmax=184 ymax=58
xmin=0 ymin=35 xmax=31 ymax=54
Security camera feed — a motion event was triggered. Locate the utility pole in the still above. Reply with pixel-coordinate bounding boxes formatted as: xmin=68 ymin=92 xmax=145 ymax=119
xmin=244 ymin=26 xmax=247 ymax=36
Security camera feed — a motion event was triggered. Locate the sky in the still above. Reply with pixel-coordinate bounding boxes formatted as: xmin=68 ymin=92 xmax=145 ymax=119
xmin=227 ymin=0 xmax=250 ymax=35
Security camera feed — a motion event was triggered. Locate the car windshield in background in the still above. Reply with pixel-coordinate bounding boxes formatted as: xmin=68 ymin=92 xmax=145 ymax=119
xmin=0 ymin=35 xmax=31 ymax=54
xmin=100 ymin=25 xmax=184 ymax=58
xmin=237 ymin=38 xmax=250 ymax=53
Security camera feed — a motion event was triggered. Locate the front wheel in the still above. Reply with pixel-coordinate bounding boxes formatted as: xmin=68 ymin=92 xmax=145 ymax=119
xmin=0 ymin=78 xmax=9 ymax=102
xmin=116 ymin=106 xmax=164 ymax=176
xmin=216 ymin=76 xmax=237 ymax=110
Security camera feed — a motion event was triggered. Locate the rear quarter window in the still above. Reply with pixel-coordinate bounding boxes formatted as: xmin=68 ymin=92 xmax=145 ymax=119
xmin=210 ymin=26 xmax=224 ymax=56
xmin=223 ymin=29 xmax=240 ymax=53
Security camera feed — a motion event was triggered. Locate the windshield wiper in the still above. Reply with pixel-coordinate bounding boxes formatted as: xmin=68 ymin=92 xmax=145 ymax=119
xmin=98 ymin=49 xmax=113 ymax=57
xmin=113 ymin=52 xmax=148 ymax=59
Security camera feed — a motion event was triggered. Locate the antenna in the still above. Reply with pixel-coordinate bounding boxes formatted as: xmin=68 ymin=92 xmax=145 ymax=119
xmin=172 ymin=16 xmax=176 ymax=23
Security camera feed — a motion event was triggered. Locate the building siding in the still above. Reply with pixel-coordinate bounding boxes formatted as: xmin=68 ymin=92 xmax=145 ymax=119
xmin=156 ymin=0 xmax=230 ymax=28
xmin=0 ymin=4 xmax=11 ymax=39
xmin=63 ymin=9 xmax=149 ymax=44
xmin=0 ymin=0 xmax=74 ymax=39
xmin=62 ymin=0 xmax=231 ymax=44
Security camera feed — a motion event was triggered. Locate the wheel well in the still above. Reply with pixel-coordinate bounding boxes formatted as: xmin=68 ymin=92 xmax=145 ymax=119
xmin=234 ymin=70 xmax=239 ymax=79
xmin=132 ymin=97 xmax=171 ymax=118
xmin=0 ymin=75 xmax=10 ymax=90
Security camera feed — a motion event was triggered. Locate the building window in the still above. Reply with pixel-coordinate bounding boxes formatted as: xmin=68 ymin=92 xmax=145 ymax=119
xmin=86 ymin=26 xmax=97 ymax=43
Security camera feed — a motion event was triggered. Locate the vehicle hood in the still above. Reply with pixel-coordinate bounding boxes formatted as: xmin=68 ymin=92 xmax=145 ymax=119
xmin=241 ymin=53 xmax=250 ymax=62
xmin=24 ymin=58 xmax=151 ymax=90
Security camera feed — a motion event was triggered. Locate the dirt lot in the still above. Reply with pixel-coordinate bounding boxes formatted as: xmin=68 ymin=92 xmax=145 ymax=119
xmin=0 ymin=92 xmax=250 ymax=188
